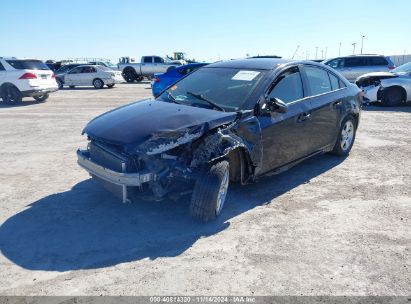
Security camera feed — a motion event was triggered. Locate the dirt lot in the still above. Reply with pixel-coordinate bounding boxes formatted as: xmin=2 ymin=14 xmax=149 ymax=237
xmin=0 ymin=83 xmax=410 ymax=296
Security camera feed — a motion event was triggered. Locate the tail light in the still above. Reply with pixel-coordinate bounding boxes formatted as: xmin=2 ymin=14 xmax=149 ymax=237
xmin=154 ymin=77 xmax=160 ymax=83
xmin=388 ymin=66 xmax=395 ymax=70
xmin=52 ymin=74 xmax=56 ymax=78
xmin=19 ymin=73 xmax=37 ymax=79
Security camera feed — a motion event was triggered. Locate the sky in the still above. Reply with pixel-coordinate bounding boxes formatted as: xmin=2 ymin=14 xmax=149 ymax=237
xmin=1 ymin=0 xmax=410 ymax=63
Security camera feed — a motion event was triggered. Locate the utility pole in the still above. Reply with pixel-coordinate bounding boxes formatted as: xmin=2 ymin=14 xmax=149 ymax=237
xmin=339 ymin=42 xmax=342 ymax=56
xmin=315 ymin=47 xmax=319 ymax=60
xmin=292 ymin=45 xmax=300 ymax=59
xmin=325 ymin=47 xmax=328 ymax=59
xmin=352 ymin=43 xmax=356 ymax=55
xmin=321 ymin=50 xmax=324 ymax=59
xmin=360 ymin=35 xmax=365 ymax=54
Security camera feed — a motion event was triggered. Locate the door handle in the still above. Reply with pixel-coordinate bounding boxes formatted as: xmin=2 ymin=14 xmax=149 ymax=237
xmin=333 ymin=100 xmax=342 ymax=108
xmin=297 ymin=112 xmax=311 ymax=123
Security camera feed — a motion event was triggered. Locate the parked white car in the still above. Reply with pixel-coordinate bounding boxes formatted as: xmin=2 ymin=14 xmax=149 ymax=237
xmin=0 ymin=57 xmax=58 ymax=104
xmin=57 ymin=65 xmax=124 ymax=89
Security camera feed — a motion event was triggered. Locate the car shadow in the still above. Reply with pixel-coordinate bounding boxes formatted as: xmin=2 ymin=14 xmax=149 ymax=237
xmin=362 ymin=102 xmax=411 ymax=112
xmin=61 ymin=87 xmax=113 ymax=91
xmin=0 ymin=154 xmax=344 ymax=272
xmin=0 ymin=99 xmax=45 ymax=108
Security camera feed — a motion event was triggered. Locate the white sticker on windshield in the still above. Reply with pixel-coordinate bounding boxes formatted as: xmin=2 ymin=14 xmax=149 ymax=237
xmin=232 ymin=70 xmax=260 ymax=81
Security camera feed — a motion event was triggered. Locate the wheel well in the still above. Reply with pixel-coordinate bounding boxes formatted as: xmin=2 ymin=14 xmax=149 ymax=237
xmin=123 ymin=66 xmax=136 ymax=74
xmin=227 ymin=147 xmax=252 ymax=184
xmin=386 ymin=85 xmax=407 ymax=101
xmin=0 ymin=83 xmax=19 ymax=95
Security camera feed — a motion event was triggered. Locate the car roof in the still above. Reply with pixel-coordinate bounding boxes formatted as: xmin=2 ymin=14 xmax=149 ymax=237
xmin=206 ymin=58 xmax=292 ymax=70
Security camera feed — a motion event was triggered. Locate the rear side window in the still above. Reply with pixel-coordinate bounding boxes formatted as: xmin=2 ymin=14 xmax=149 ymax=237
xmin=305 ymin=66 xmax=332 ymax=95
xmin=328 ymin=73 xmax=340 ymax=90
xmin=369 ymin=57 xmax=388 ymax=66
xmin=143 ymin=57 xmax=152 ymax=63
xmin=0 ymin=62 xmax=5 ymax=71
xmin=153 ymin=57 xmax=163 ymax=63
xmin=344 ymin=57 xmax=368 ymax=67
xmin=6 ymin=60 xmax=49 ymax=70
xmin=268 ymin=67 xmax=304 ymax=103
xmin=326 ymin=58 xmax=344 ymax=69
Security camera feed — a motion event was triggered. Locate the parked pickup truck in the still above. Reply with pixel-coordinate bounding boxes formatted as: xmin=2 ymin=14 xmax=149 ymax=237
xmin=118 ymin=56 xmax=180 ymax=83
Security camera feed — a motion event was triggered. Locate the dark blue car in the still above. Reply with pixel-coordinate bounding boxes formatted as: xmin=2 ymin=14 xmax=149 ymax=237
xmin=151 ymin=63 xmax=209 ymax=97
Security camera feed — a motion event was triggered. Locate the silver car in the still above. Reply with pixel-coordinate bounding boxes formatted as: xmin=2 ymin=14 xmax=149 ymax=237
xmin=323 ymin=55 xmax=395 ymax=82
xmin=355 ymin=62 xmax=411 ymax=106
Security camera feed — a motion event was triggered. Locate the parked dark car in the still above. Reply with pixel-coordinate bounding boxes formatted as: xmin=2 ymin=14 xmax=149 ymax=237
xmin=77 ymin=59 xmax=362 ymax=222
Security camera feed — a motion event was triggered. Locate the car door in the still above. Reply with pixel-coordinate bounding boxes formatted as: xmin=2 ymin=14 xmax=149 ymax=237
xmin=82 ymin=66 xmax=97 ymax=86
xmin=300 ymin=65 xmax=342 ymax=150
xmin=141 ymin=56 xmax=154 ymax=75
xmin=258 ymin=65 xmax=314 ymax=174
xmin=153 ymin=56 xmax=166 ymax=74
xmin=65 ymin=66 xmax=83 ymax=85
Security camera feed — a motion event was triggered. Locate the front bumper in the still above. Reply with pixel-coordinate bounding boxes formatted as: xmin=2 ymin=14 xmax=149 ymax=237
xmin=104 ymin=77 xmax=123 ymax=85
xmin=77 ymin=149 xmax=156 ymax=187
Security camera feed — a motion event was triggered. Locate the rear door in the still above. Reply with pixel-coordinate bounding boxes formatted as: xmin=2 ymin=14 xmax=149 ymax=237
xmin=153 ymin=56 xmax=166 ymax=74
xmin=141 ymin=56 xmax=154 ymax=75
xmin=82 ymin=66 xmax=98 ymax=85
xmin=341 ymin=57 xmax=368 ymax=81
xmin=300 ymin=65 xmax=342 ymax=150
xmin=259 ymin=65 xmax=314 ymax=173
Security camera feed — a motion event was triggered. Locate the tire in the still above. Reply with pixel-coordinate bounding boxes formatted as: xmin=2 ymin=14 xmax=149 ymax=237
xmin=136 ymin=76 xmax=144 ymax=82
xmin=1 ymin=85 xmax=22 ymax=105
xmin=33 ymin=94 xmax=49 ymax=102
xmin=56 ymin=78 xmax=64 ymax=89
xmin=330 ymin=115 xmax=357 ymax=156
xmin=69 ymin=85 xmax=75 ymax=89
xmin=93 ymin=78 xmax=104 ymax=89
xmin=107 ymin=84 xmax=115 ymax=88
xmin=382 ymin=87 xmax=405 ymax=107
xmin=123 ymin=70 xmax=136 ymax=83
xmin=190 ymin=160 xmax=230 ymax=222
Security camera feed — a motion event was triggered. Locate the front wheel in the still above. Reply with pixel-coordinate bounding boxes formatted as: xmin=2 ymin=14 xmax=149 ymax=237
xmin=56 ymin=78 xmax=64 ymax=89
xmin=123 ymin=70 xmax=136 ymax=83
xmin=34 ymin=94 xmax=49 ymax=102
xmin=190 ymin=160 xmax=230 ymax=222
xmin=330 ymin=116 xmax=357 ymax=156
xmin=93 ymin=79 xmax=104 ymax=89
xmin=382 ymin=87 xmax=405 ymax=107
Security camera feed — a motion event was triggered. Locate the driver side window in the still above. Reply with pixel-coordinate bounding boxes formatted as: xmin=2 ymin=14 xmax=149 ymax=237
xmin=268 ymin=67 xmax=304 ymax=104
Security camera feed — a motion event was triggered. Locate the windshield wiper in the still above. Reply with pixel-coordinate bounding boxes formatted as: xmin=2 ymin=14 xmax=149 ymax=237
xmin=186 ymin=91 xmax=225 ymax=112
xmin=166 ymin=90 xmax=180 ymax=104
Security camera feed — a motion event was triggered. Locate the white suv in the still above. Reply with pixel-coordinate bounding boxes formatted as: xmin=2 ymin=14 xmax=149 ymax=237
xmin=0 ymin=57 xmax=58 ymax=104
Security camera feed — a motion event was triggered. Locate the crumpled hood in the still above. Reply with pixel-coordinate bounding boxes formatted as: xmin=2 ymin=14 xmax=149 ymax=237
xmin=83 ymin=99 xmax=238 ymax=154
xmin=356 ymin=71 xmax=396 ymax=82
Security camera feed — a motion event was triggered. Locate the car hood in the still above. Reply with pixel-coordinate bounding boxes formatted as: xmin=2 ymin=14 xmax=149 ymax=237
xmin=356 ymin=71 xmax=396 ymax=81
xmin=83 ymin=99 xmax=238 ymax=154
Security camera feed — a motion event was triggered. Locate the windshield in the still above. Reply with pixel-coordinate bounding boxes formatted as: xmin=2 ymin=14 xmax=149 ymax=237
xmin=6 ymin=60 xmax=49 ymax=70
xmin=392 ymin=62 xmax=411 ymax=74
xmin=157 ymin=67 xmax=265 ymax=111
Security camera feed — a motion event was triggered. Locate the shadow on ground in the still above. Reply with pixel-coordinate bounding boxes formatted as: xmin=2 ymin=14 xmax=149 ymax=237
xmin=362 ymin=102 xmax=411 ymax=112
xmin=0 ymin=99 xmax=44 ymax=108
xmin=0 ymin=154 xmax=344 ymax=272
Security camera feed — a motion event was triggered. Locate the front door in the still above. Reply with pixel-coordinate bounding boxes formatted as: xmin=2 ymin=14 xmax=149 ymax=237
xmin=259 ymin=66 xmax=314 ymax=174
xmin=64 ymin=66 xmax=83 ymax=85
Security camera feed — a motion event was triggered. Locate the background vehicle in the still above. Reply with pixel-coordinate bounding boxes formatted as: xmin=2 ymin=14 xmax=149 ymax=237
xmin=55 ymin=64 xmax=83 ymax=88
xmin=0 ymin=57 xmax=58 ymax=104
xmin=118 ymin=56 xmax=180 ymax=83
xmin=78 ymin=58 xmax=361 ymax=222
xmin=356 ymin=62 xmax=411 ymax=106
xmin=151 ymin=63 xmax=209 ymax=97
xmin=323 ymin=55 xmax=395 ymax=82
xmin=58 ymin=65 xmax=123 ymax=89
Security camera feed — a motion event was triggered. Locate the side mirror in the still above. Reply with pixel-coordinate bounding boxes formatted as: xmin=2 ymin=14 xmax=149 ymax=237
xmin=262 ymin=97 xmax=288 ymax=114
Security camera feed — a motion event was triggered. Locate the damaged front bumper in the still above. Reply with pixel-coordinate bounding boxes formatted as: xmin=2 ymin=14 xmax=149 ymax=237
xmin=77 ymin=149 xmax=156 ymax=202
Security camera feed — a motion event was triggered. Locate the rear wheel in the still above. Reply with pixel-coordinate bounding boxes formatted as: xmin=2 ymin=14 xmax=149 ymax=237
xmin=1 ymin=85 xmax=22 ymax=105
xmin=330 ymin=116 xmax=356 ymax=156
xmin=190 ymin=160 xmax=230 ymax=222
xmin=382 ymin=87 xmax=405 ymax=107
xmin=136 ymin=76 xmax=144 ymax=82
xmin=93 ymin=78 xmax=104 ymax=89
xmin=34 ymin=94 xmax=49 ymax=102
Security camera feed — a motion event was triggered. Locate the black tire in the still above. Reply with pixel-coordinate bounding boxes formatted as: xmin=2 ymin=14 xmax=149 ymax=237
xmin=56 ymin=78 xmax=64 ymax=89
xmin=33 ymin=94 xmax=49 ymax=102
xmin=136 ymin=76 xmax=144 ymax=82
xmin=69 ymin=85 xmax=75 ymax=89
xmin=190 ymin=160 xmax=230 ymax=222
xmin=1 ymin=85 xmax=22 ymax=105
xmin=382 ymin=87 xmax=405 ymax=107
xmin=330 ymin=115 xmax=357 ymax=156
xmin=123 ymin=70 xmax=136 ymax=83
xmin=107 ymin=84 xmax=115 ymax=88
xmin=93 ymin=78 xmax=104 ymax=89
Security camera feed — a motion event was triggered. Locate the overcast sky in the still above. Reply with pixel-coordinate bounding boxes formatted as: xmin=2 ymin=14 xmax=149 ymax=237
xmin=1 ymin=0 xmax=410 ymax=63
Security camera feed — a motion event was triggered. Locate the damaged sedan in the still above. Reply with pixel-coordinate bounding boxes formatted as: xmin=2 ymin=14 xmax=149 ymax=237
xmin=77 ymin=58 xmax=362 ymax=222
xmin=356 ymin=62 xmax=411 ymax=106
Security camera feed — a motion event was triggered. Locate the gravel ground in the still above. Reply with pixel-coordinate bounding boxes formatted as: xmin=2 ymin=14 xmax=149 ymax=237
xmin=0 ymin=83 xmax=410 ymax=296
